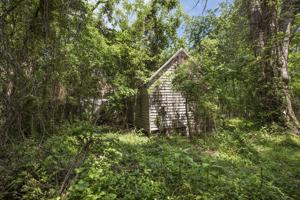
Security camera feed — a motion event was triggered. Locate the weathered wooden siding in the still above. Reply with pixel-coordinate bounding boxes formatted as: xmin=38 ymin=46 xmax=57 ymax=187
xmin=132 ymin=49 xmax=194 ymax=133
xmin=147 ymin=51 xmax=193 ymax=132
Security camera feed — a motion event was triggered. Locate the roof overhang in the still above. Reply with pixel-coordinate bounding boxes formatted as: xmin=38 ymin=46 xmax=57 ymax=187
xmin=144 ymin=48 xmax=190 ymax=88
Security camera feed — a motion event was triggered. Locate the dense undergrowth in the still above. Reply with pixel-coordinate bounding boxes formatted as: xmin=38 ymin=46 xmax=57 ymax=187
xmin=1 ymin=123 xmax=300 ymax=200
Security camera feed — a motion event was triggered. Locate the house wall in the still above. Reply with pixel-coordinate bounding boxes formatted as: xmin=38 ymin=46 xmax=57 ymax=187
xmin=147 ymin=52 xmax=194 ymax=132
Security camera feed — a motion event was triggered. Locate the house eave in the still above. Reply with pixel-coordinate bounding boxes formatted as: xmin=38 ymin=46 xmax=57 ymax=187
xmin=144 ymin=48 xmax=190 ymax=88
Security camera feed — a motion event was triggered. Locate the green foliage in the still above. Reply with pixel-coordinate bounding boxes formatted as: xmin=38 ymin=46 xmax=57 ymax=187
xmin=174 ymin=3 xmax=255 ymax=132
xmin=70 ymin=131 xmax=298 ymax=200
xmin=222 ymin=118 xmax=255 ymax=132
xmin=1 ymin=122 xmax=300 ymax=199
xmin=174 ymin=1 xmax=297 ymax=131
xmin=0 ymin=122 xmax=99 ymax=199
xmin=1 ymin=1 xmax=300 ymax=199
xmin=0 ymin=132 xmax=76 ymax=199
xmin=0 ymin=0 xmax=184 ymax=138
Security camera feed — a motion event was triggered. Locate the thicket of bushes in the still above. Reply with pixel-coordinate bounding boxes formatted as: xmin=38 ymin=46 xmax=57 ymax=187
xmin=1 ymin=122 xmax=299 ymax=199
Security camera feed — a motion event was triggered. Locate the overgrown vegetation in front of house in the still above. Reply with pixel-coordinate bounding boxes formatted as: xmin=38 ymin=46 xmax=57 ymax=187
xmin=1 ymin=122 xmax=299 ymax=200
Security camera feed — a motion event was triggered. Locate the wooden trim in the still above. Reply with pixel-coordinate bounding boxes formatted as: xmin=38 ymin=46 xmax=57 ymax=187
xmin=145 ymin=48 xmax=190 ymax=88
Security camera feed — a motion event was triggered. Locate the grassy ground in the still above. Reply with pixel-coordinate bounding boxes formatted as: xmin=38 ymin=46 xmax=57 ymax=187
xmin=67 ymin=129 xmax=300 ymax=200
xmin=1 ymin=125 xmax=300 ymax=199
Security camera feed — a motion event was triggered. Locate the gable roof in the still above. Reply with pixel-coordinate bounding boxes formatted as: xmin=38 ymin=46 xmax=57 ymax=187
xmin=145 ymin=48 xmax=190 ymax=88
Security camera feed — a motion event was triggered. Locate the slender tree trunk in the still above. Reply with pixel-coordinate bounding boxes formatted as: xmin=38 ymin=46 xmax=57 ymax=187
xmin=248 ymin=0 xmax=300 ymax=131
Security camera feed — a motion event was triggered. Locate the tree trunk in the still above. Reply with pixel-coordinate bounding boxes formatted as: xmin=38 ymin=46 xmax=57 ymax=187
xmin=248 ymin=0 xmax=300 ymax=131
xmin=278 ymin=0 xmax=300 ymax=130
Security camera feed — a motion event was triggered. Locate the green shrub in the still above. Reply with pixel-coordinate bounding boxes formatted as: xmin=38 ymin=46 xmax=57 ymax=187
xmin=0 ymin=122 xmax=98 ymax=199
xmin=222 ymin=118 xmax=255 ymax=131
xmin=1 ymin=124 xmax=299 ymax=199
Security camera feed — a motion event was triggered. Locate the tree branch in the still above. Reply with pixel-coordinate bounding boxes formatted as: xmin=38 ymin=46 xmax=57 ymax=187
xmin=190 ymin=0 xmax=208 ymax=14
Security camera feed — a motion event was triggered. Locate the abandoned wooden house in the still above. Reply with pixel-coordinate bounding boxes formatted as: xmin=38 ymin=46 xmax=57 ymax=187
xmin=131 ymin=48 xmax=194 ymax=134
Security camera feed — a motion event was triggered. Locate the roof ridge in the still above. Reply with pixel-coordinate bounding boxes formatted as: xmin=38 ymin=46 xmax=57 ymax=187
xmin=145 ymin=48 xmax=189 ymax=88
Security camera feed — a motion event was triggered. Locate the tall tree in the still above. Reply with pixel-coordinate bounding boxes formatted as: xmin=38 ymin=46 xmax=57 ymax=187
xmin=0 ymin=0 xmax=110 ymax=141
xmin=246 ymin=0 xmax=300 ymax=131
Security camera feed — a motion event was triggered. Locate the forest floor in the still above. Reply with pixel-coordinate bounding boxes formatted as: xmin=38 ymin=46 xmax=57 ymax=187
xmin=1 ymin=125 xmax=300 ymax=199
